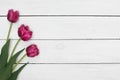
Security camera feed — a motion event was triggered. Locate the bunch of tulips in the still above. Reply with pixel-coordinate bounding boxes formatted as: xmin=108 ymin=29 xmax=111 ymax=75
xmin=0 ymin=9 xmax=39 ymax=80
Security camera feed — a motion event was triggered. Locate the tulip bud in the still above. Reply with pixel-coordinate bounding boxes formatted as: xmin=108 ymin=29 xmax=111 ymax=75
xmin=26 ymin=44 xmax=39 ymax=57
xmin=18 ymin=24 xmax=33 ymax=41
xmin=7 ymin=9 xmax=19 ymax=23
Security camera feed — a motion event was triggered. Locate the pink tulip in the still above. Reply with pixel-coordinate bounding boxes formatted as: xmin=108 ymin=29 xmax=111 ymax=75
xmin=26 ymin=44 xmax=39 ymax=57
xmin=7 ymin=9 xmax=19 ymax=23
xmin=18 ymin=24 xmax=32 ymax=41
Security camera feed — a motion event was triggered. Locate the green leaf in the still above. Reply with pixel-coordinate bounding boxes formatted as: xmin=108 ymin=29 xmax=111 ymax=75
xmin=0 ymin=67 xmax=8 ymax=80
xmin=7 ymin=48 xmax=25 ymax=67
xmin=0 ymin=48 xmax=25 ymax=80
xmin=6 ymin=48 xmax=25 ymax=74
xmin=8 ymin=63 xmax=28 ymax=80
xmin=0 ymin=39 xmax=10 ymax=69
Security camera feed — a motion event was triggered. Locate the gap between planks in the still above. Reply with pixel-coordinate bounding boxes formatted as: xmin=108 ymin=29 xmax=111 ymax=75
xmin=18 ymin=63 xmax=120 ymax=65
xmin=1 ymin=15 xmax=120 ymax=17
xmin=1 ymin=38 xmax=120 ymax=40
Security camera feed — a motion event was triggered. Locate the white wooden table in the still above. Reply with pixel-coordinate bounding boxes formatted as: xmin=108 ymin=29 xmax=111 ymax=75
xmin=1 ymin=0 xmax=120 ymax=80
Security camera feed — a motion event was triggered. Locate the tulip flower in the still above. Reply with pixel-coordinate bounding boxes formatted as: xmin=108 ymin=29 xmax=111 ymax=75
xmin=18 ymin=24 xmax=33 ymax=41
xmin=6 ymin=9 xmax=19 ymax=41
xmin=26 ymin=44 xmax=39 ymax=57
xmin=7 ymin=9 xmax=19 ymax=23
xmin=13 ymin=44 xmax=39 ymax=70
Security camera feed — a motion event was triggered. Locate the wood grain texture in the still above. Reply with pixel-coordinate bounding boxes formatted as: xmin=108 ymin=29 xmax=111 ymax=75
xmin=0 ymin=40 xmax=120 ymax=63
xmin=17 ymin=64 xmax=120 ymax=80
xmin=0 ymin=0 xmax=120 ymax=15
xmin=0 ymin=17 xmax=120 ymax=39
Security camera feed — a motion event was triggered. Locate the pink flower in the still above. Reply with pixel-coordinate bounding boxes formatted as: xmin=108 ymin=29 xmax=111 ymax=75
xmin=7 ymin=9 xmax=19 ymax=23
xmin=18 ymin=24 xmax=33 ymax=41
xmin=26 ymin=44 xmax=39 ymax=57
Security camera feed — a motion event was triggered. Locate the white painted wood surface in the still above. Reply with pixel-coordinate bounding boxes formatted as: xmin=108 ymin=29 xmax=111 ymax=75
xmin=1 ymin=0 xmax=120 ymax=80
xmin=1 ymin=40 xmax=120 ymax=63
xmin=18 ymin=64 xmax=120 ymax=80
xmin=1 ymin=17 xmax=120 ymax=39
xmin=0 ymin=0 xmax=120 ymax=15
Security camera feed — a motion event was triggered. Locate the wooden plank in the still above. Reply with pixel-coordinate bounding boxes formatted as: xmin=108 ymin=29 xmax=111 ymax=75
xmin=0 ymin=17 xmax=120 ymax=39
xmin=0 ymin=40 xmax=120 ymax=63
xmin=17 ymin=64 xmax=120 ymax=80
xmin=0 ymin=0 xmax=120 ymax=15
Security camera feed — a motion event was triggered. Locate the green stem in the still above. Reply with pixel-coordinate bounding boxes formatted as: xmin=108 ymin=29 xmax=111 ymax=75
xmin=13 ymin=54 xmax=27 ymax=70
xmin=9 ymin=38 xmax=21 ymax=60
xmin=6 ymin=23 xmax=13 ymax=41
